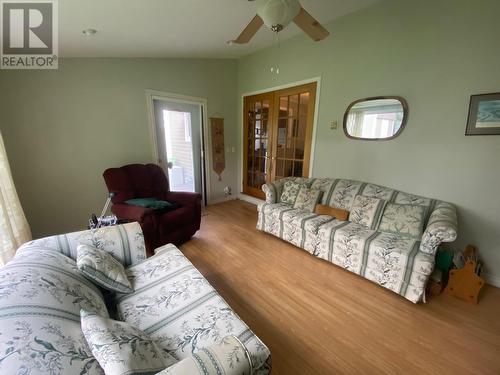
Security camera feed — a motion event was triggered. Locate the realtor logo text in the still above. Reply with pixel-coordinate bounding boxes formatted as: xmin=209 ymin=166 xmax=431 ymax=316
xmin=1 ymin=0 xmax=58 ymax=69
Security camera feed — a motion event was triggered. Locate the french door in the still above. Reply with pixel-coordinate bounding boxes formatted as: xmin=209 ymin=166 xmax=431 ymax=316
xmin=243 ymin=82 xmax=317 ymax=199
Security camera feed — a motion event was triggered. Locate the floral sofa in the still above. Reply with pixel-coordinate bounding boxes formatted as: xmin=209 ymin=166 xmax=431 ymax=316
xmin=0 ymin=222 xmax=271 ymax=374
xmin=257 ymin=177 xmax=458 ymax=303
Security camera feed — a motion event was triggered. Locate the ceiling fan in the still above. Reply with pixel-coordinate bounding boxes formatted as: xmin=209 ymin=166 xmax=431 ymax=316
xmin=230 ymin=0 xmax=329 ymax=44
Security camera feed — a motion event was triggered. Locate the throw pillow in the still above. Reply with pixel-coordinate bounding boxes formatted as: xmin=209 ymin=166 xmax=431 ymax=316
xmin=280 ymin=181 xmax=304 ymax=204
xmin=378 ymin=203 xmax=427 ymax=239
xmin=81 ymin=310 xmax=176 ymax=375
xmin=77 ymin=244 xmax=133 ymax=293
xmin=349 ymin=195 xmax=387 ymax=229
xmin=293 ymin=187 xmax=323 ymax=212
xmin=314 ymin=204 xmax=349 ymax=221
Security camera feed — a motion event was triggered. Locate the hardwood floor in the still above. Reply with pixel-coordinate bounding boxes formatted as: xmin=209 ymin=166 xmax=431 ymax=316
xmin=180 ymin=200 xmax=500 ymax=375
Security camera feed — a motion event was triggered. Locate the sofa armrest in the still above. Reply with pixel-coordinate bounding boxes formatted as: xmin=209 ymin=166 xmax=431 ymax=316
xmin=420 ymin=201 xmax=458 ymax=256
xmin=262 ymin=183 xmax=278 ymax=204
xmin=111 ymin=203 xmax=155 ymax=222
xmin=165 ymin=191 xmax=201 ymax=208
xmin=17 ymin=222 xmax=147 ymax=266
xmin=156 ymin=336 xmax=252 ymax=375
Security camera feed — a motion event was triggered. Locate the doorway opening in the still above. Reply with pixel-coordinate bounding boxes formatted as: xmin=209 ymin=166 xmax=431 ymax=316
xmin=147 ymin=91 xmax=208 ymax=205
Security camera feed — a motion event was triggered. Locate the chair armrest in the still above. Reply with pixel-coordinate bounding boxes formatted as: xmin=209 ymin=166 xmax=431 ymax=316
xmin=165 ymin=191 xmax=201 ymax=207
xmin=420 ymin=201 xmax=458 ymax=256
xmin=17 ymin=222 xmax=147 ymax=266
xmin=156 ymin=336 xmax=252 ymax=375
xmin=262 ymin=183 xmax=278 ymax=204
xmin=111 ymin=203 xmax=155 ymax=222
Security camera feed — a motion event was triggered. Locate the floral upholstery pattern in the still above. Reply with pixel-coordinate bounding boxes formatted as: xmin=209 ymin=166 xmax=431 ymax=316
xmin=378 ymin=203 xmax=427 ymax=239
xmin=349 ymin=195 xmax=386 ymax=229
xmin=280 ymin=181 xmax=303 ymax=204
xmin=420 ymin=201 xmax=458 ymax=255
xmin=157 ymin=335 xmax=252 ymax=375
xmin=293 ymin=187 xmax=323 ymax=212
xmin=17 ymin=222 xmax=146 ymax=267
xmin=114 ymin=244 xmax=271 ymax=374
xmin=81 ymin=310 xmax=176 ymax=375
xmin=0 ymin=249 xmax=108 ymax=374
xmin=2 ymin=225 xmax=268 ymax=375
xmin=77 ymin=244 xmax=133 ymax=294
xmin=258 ymin=177 xmax=458 ymax=303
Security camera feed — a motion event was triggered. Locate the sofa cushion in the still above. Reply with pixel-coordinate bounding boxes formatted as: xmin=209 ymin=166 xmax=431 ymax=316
xmin=81 ymin=310 xmax=176 ymax=375
xmin=280 ymin=181 xmax=304 ymax=204
xmin=326 ymin=179 xmax=364 ymax=210
xmin=378 ymin=203 xmax=427 ymax=239
xmin=293 ymin=187 xmax=323 ymax=212
xmin=349 ymin=195 xmax=387 ymax=229
xmin=77 ymin=244 xmax=133 ymax=293
xmin=157 ymin=336 xmax=252 ymax=375
xmin=114 ymin=245 xmax=271 ymax=374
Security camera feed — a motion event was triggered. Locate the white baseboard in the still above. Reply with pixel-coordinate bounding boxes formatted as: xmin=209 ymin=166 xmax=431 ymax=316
xmin=207 ymin=196 xmax=236 ymax=205
xmin=237 ymin=193 xmax=264 ymax=206
xmin=483 ymin=273 xmax=500 ymax=288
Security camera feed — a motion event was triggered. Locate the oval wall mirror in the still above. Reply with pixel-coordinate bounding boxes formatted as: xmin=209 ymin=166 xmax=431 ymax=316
xmin=343 ymin=96 xmax=408 ymax=140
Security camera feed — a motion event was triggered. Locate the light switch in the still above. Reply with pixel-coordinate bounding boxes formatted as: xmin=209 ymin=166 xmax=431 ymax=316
xmin=330 ymin=121 xmax=338 ymax=130
xmin=231 ymin=146 xmax=236 ymax=153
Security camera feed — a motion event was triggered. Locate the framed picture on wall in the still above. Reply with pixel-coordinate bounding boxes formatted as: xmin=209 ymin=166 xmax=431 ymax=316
xmin=465 ymin=92 xmax=500 ymax=135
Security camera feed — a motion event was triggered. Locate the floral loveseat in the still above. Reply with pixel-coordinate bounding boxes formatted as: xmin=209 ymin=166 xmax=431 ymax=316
xmin=0 ymin=223 xmax=271 ymax=374
xmin=257 ymin=177 xmax=458 ymax=303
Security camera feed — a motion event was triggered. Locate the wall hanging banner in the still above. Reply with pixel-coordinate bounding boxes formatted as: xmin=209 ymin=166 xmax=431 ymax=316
xmin=210 ymin=117 xmax=225 ymax=181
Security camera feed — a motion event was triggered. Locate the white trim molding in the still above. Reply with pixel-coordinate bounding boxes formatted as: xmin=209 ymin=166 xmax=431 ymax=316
xmin=237 ymin=193 xmax=264 ymax=206
xmin=145 ymin=89 xmax=211 ymax=204
xmin=483 ymin=272 xmax=500 ymax=288
xmin=238 ymin=77 xmax=322 ymax=195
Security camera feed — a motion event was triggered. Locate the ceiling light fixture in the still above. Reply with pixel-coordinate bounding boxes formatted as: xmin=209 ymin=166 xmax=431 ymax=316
xmin=82 ymin=28 xmax=98 ymax=36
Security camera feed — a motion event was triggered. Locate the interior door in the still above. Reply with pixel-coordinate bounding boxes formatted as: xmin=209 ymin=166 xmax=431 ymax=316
xmin=243 ymin=92 xmax=273 ymax=199
xmin=271 ymin=83 xmax=317 ymax=181
xmin=242 ymin=82 xmax=317 ymax=199
xmin=153 ymin=99 xmax=203 ymax=198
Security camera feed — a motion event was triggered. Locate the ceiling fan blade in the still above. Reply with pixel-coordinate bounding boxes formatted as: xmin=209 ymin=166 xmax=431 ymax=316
xmin=293 ymin=7 xmax=330 ymax=42
xmin=231 ymin=15 xmax=264 ymax=44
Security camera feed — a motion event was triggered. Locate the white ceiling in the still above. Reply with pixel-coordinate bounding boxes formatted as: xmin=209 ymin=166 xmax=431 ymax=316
xmin=59 ymin=0 xmax=379 ymax=58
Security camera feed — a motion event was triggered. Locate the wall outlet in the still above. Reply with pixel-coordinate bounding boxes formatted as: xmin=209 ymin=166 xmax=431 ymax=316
xmin=330 ymin=121 xmax=338 ymax=129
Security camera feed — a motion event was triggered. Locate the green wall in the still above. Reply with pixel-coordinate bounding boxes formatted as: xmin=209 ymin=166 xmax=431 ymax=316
xmin=237 ymin=0 xmax=500 ymax=284
xmin=0 ymin=58 xmax=238 ymax=238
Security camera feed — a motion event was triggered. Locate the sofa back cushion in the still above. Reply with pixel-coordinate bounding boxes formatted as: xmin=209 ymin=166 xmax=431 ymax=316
xmin=16 ymin=222 xmax=146 ymax=267
xmin=284 ymin=177 xmax=437 ymax=228
xmin=349 ymin=195 xmax=387 ymax=229
xmin=377 ymin=203 xmax=427 ymax=239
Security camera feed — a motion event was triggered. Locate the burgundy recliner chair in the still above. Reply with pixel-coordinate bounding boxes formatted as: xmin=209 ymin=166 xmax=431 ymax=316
xmin=103 ymin=163 xmax=201 ymax=255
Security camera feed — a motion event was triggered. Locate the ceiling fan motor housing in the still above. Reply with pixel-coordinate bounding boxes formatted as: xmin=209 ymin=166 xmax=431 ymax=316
xmin=256 ymin=0 xmax=301 ymax=31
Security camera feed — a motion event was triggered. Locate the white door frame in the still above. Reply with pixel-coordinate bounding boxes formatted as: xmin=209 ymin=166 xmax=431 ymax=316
xmin=238 ymin=77 xmax=322 ymax=197
xmin=145 ymin=89 xmax=210 ymax=205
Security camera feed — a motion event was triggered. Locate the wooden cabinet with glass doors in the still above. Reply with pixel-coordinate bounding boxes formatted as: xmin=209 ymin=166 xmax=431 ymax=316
xmin=243 ymin=82 xmax=317 ymax=199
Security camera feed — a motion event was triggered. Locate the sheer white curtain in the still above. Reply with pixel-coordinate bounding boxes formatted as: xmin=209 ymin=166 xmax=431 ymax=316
xmin=0 ymin=133 xmax=31 ymax=265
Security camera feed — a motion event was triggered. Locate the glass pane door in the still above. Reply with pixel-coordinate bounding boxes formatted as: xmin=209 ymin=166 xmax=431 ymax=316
xmin=242 ymin=82 xmax=317 ymax=199
xmin=243 ymin=93 xmax=272 ymax=199
xmin=272 ymin=83 xmax=316 ymax=181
